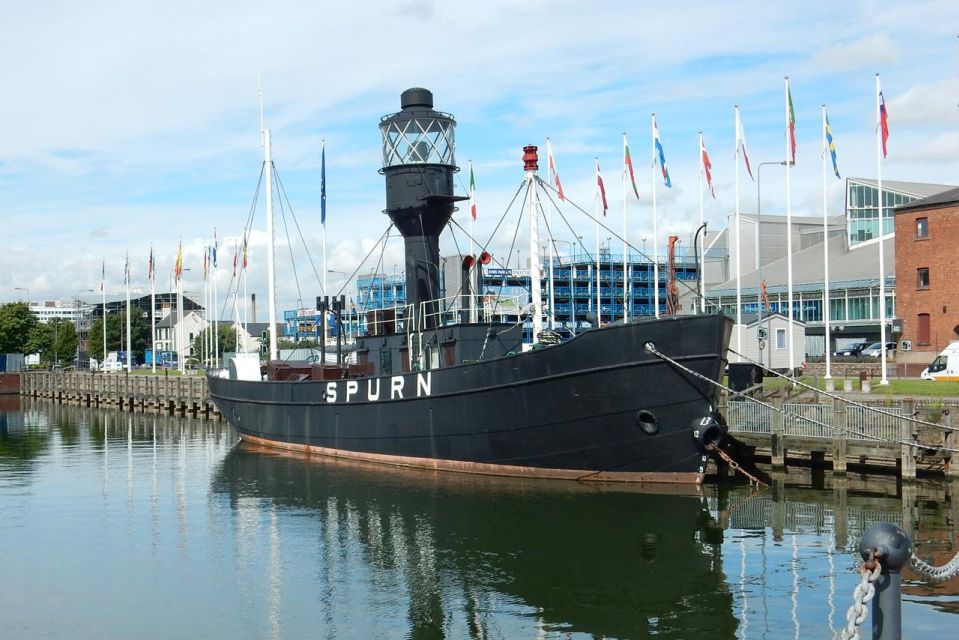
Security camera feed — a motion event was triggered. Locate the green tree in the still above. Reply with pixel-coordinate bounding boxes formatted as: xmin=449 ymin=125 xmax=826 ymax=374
xmin=191 ymin=324 xmax=237 ymax=364
xmin=49 ymin=319 xmax=78 ymax=365
xmin=0 ymin=302 xmax=39 ymax=353
xmin=87 ymin=312 xmax=151 ymax=364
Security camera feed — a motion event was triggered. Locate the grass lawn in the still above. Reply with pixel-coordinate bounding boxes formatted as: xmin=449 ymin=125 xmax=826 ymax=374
xmin=761 ymin=375 xmax=959 ymax=398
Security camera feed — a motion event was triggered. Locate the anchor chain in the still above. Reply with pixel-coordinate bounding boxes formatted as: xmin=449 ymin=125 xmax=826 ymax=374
xmin=909 ymin=550 xmax=959 ymax=582
xmin=706 ymin=443 xmax=767 ymax=487
xmin=836 ymin=554 xmax=881 ymax=640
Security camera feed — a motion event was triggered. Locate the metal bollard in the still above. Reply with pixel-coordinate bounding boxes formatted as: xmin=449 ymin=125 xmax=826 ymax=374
xmin=859 ymin=522 xmax=912 ymax=640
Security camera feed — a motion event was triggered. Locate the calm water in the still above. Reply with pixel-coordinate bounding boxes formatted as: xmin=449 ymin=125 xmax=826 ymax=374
xmin=1 ymin=398 xmax=958 ymax=639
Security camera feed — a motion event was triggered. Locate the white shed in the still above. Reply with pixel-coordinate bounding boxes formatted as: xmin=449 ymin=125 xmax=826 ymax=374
xmin=731 ymin=312 xmax=806 ymax=371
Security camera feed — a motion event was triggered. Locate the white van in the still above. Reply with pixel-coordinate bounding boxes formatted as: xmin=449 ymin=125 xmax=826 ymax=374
xmin=921 ymin=341 xmax=959 ymax=381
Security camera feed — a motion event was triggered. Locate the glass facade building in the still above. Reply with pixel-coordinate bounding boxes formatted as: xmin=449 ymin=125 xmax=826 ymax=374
xmin=846 ymin=179 xmax=926 ymax=246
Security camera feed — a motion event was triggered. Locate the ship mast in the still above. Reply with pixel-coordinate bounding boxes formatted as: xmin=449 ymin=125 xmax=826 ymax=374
xmin=260 ymin=82 xmax=278 ymax=361
xmin=523 ymin=146 xmax=543 ymax=344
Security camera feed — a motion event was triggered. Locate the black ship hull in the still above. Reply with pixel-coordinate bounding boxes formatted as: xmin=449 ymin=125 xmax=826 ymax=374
xmin=208 ymin=313 xmax=732 ymax=483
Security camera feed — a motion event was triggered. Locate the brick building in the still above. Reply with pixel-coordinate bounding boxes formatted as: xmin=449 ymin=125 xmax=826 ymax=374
xmin=894 ymin=186 xmax=959 ymax=376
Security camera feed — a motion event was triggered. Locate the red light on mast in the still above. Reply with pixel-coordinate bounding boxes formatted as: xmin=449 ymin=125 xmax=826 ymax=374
xmin=479 ymin=251 xmax=492 ymax=265
xmin=522 ymin=145 xmax=539 ymax=172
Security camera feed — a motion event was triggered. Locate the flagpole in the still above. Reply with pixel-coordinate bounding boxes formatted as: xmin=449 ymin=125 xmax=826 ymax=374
xmin=822 ymin=105 xmax=832 ymax=380
xmin=651 ymin=114 xmax=660 ymax=319
xmin=699 ymin=131 xmax=705 ymax=314
xmin=101 ymin=259 xmax=107 ymax=366
xmin=877 ymin=73 xmax=889 ymax=385
xmin=321 ymin=139 xmax=328 ymax=349
xmin=622 ymin=133 xmax=629 ymax=323
xmin=177 ymin=273 xmax=184 ymax=372
xmin=213 ymin=229 xmax=219 ymax=368
xmin=784 ymin=76 xmax=796 ymax=375
xmin=468 ymin=159 xmax=477 ymax=324
xmin=546 ymin=144 xmax=555 ymax=330
xmin=125 ymin=252 xmax=131 ymax=373
xmin=203 ymin=248 xmax=208 ymax=367
xmin=594 ymin=159 xmax=602 ymax=326
xmin=233 ymin=240 xmax=240 ymax=351
xmin=734 ymin=107 xmax=743 ymax=360
xmin=150 ymin=246 xmax=156 ymax=373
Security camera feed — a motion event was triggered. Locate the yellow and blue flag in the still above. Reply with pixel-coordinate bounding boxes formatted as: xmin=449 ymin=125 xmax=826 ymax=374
xmin=824 ymin=112 xmax=840 ymax=179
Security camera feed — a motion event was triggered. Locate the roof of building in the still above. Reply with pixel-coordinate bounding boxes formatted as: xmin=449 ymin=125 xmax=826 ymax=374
xmin=737 ymin=312 xmax=805 ymax=327
xmin=155 ymin=310 xmax=205 ymax=329
xmin=849 ymin=177 xmax=956 ymax=199
xmin=895 ymin=186 xmax=959 ymax=213
xmin=708 ymin=233 xmax=894 ymax=297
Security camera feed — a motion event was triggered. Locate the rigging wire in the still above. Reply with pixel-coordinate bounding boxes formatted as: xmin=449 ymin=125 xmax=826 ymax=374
xmin=273 ymin=169 xmax=327 ymax=296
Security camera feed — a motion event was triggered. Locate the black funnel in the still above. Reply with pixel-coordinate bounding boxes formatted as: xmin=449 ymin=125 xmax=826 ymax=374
xmin=379 ymin=88 xmax=464 ymax=328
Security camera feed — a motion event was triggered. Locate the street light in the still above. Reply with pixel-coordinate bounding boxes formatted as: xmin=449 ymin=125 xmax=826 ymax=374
xmin=14 ymin=286 xmax=30 ymax=302
xmin=756 ymin=160 xmax=789 ymax=367
xmin=74 ymin=289 xmax=95 ymax=368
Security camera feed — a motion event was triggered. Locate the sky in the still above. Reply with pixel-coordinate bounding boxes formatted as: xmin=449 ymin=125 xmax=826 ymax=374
xmin=2 ymin=1 xmax=958 ymax=318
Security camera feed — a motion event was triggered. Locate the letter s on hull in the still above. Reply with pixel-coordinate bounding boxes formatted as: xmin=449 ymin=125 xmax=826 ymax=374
xmin=325 ymin=382 xmax=337 ymax=403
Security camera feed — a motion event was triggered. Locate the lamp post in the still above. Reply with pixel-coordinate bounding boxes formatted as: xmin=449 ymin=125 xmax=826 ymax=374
xmin=74 ymin=289 xmax=94 ymax=369
xmin=14 ymin=287 xmax=30 ymax=303
xmin=756 ymin=160 xmax=788 ymax=368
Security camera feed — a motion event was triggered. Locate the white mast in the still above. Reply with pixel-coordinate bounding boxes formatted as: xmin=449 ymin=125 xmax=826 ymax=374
xmin=622 ymin=133 xmax=629 ymax=322
xmin=734 ymin=107 xmax=743 ymax=362
xmin=258 ymin=75 xmax=278 ymax=362
xmin=545 ymin=141 xmax=556 ymax=330
xmin=698 ymin=132 xmax=706 ymax=314
xmin=101 ymin=258 xmax=107 ymax=366
xmin=213 ymin=229 xmax=219 ymax=368
xmin=785 ymin=76 xmax=796 ymax=375
xmin=125 ymin=252 xmax=131 ymax=373
xmin=150 ymin=246 xmax=156 ymax=373
xmin=822 ymin=106 xmax=832 ymax=380
xmin=651 ymin=114 xmax=660 ymax=319
xmin=877 ymin=73 xmax=889 ymax=385
xmin=527 ymin=152 xmax=542 ymax=344
xmin=594 ymin=159 xmax=602 ymax=325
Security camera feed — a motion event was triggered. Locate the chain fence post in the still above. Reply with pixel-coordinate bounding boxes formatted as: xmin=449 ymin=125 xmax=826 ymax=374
xmin=859 ymin=522 xmax=912 ymax=640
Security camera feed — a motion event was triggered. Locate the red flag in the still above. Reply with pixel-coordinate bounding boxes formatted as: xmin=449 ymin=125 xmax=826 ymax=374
xmin=623 ymin=134 xmax=640 ymax=199
xmin=787 ymin=80 xmax=797 ymax=164
xmin=701 ymin=136 xmax=715 ymax=198
xmin=595 ymin=159 xmax=608 ymax=215
xmin=879 ymin=90 xmax=889 ymax=158
xmin=736 ymin=109 xmax=754 ymax=181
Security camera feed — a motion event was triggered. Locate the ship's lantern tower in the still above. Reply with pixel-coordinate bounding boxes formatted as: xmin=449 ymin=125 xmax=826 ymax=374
xmin=380 ymin=88 xmax=462 ymax=328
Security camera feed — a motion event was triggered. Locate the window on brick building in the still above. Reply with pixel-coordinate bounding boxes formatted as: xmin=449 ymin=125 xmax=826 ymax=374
xmin=917 ymin=313 xmax=931 ymax=344
xmin=916 ymin=217 xmax=928 ymax=238
xmin=917 ymin=268 xmax=930 ymax=289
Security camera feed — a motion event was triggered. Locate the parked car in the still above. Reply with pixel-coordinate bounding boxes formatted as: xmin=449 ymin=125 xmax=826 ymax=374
xmin=833 ymin=342 xmax=870 ymax=357
xmin=861 ymin=342 xmax=896 ymax=358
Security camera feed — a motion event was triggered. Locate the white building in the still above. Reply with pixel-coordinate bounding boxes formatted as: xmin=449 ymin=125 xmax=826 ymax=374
xmin=155 ymin=311 xmax=208 ymax=362
xmin=732 ymin=313 xmax=806 ymax=371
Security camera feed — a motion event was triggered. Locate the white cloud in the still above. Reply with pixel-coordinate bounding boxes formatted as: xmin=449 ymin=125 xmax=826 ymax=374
xmin=810 ymin=34 xmax=899 ymax=71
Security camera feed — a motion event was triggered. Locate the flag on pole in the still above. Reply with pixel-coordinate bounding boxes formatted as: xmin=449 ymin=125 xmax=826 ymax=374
xmin=824 ymin=110 xmax=840 ymax=179
xmin=175 ymin=240 xmax=183 ymax=281
xmin=879 ymin=90 xmax=890 ymax=158
xmin=701 ymin=136 xmax=715 ymax=198
xmin=548 ymin=143 xmax=565 ymax=200
xmin=320 ymin=141 xmax=327 ymax=224
xmin=652 ymin=117 xmax=672 ymax=188
xmin=736 ymin=110 xmax=754 ymax=180
xmin=595 ymin=159 xmax=608 ymax=214
xmin=232 ymin=242 xmax=238 ymax=277
xmin=469 ymin=160 xmax=477 ymax=220
xmin=787 ymin=80 xmax=797 ymax=164
xmin=101 ymin=259 xmax=105 ymax=292
xmin=148 ymin=246 xmax=155 ymax=282
xmin=212 ymin=229 xmax=218 ymax=267
xmin=623 ymin=134 xmax=640 ymax=199
xmin=203 ymin=247 xmax=209 ymax=280
xmin=124 ymin=252 xmax=130 ymax=285
xmin=242 ymin=236 xmax=248 ymax=269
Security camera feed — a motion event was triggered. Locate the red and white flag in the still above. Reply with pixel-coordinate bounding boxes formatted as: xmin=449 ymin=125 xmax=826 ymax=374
xmin=547 ymin=139 xmax=565 ymax=200
xmin=595 ymin=159 xmax=608 ymax=214
xmin=701 ymin=135 xmax=715 ymax=198
xmin=736 ymin=108 xmax=754 ymax=181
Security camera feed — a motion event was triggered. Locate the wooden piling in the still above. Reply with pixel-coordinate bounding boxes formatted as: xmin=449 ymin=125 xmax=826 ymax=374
xmin=832 ymin=396 xmax=848 ymax=474
xmin=901 ymin=399 xmax=917 ymax=481
xmin=771 ymin=390 xmax=786 ymax=469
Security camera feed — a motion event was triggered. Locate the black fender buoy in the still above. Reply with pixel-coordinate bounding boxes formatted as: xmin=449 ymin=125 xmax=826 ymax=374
xmin=692 ymin=415 xmax=724 ymax=450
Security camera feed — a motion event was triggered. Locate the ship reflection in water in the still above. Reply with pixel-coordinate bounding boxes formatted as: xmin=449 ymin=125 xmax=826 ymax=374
xmin=212 ymin=443 xmax=737 ymax=639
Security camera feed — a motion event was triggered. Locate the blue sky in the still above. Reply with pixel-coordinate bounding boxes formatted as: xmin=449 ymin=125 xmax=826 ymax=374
xmin=2 ymin=1 xmax=958 ymax=315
